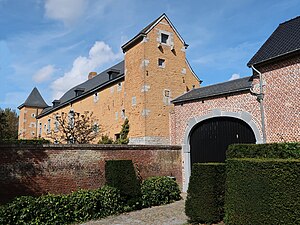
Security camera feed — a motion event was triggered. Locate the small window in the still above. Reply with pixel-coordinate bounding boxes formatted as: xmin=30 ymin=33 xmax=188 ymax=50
xmin=115 ymin=112 xmax=118 ymax=120
xmin=47 ymin=119 xmax=51 ymax=133
xmin=158 ymin=58 xmax=165 ymax=68
xmin=121 ymin=109 xmax=125 ymax=119
xmin=93 ymin=123 xmax=99 ymax=133
xmin=164 ymin=90 xmax=170 ymax=97
xmin=161 ymin=33 xmax=169 ymax=44
xmin=115 ymin=133 xmax=120 ymax=140
xmin=117 ymin=82 xmax=122 ymax=92
xmin=94 ymin=92 xmax=99 ymax=102
xmin=31 ymin=113 xmax=35 ymax=118
xmin=54 ymin=116 xmax=59 ymax=132
xmin=132 ymin=96 xmax=136 ymax=106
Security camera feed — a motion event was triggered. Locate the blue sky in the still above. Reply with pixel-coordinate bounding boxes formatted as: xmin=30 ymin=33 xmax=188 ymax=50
xmin=0 ymin=0 xmax=299 ymax=110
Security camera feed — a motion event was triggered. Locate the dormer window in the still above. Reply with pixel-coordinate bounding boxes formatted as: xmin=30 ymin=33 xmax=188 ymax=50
xmin=74 ymin=88 xmax=85 ymax=97
xmin=161 ymin=33 xmax=169 ymax=44
xmin=108 ymin=69 xmax=120 ymax=80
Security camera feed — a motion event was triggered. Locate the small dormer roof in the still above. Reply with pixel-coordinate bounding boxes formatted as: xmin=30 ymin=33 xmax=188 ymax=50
xmin=18 ymin=87 xmax=49 ymax=109
xmin=121 ymin=13 xmax=187 ymax=53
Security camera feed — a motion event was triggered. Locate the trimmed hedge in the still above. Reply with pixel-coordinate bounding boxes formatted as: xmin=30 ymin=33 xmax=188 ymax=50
xmin=227 ymin=142 xmax=300 ymax=159
xmin=225 ymin=158 xmax=300 ymax=225
xmin=141 ymin=176 xmax=181 ymax=207
xmin=185 ymin=163 xmax=226 ymax=224
xmin=0 ymin=185 xmax=123 ymax=225
xmin=105 ymin=160 xmax=141 ymax=209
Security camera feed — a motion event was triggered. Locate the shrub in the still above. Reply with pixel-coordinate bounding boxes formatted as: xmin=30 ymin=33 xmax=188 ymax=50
xmin=0 ymin=186 xmax=123 ymax=224
xmin=227 ymin=142 xmax=300 ymax=159
xmin=98 ymin=134 xmax=113 ymax=144
xmin=141 ymin=176 xmax=181 ymax=207
xmin=185 ymin=163 xmax=225 ymax=224
xmin=105 ymin=160 xmax=141 ymax=209
xmin=225 ymin=158 xmax=300 ymax=225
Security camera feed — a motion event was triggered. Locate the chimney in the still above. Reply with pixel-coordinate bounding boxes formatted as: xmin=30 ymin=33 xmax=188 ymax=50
xmin=88 ymin=72 xmax=97 ymax=80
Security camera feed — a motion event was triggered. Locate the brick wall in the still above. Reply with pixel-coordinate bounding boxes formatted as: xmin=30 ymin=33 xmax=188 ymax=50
xmin=0 ymin=144 xmax=182 ymax=204
xmin=258 ymin=57 xmax=300 ymax=142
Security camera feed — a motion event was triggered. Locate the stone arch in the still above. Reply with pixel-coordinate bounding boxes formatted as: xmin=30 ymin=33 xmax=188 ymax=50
xmin=182 ymin=109 xmax=262 ymax=192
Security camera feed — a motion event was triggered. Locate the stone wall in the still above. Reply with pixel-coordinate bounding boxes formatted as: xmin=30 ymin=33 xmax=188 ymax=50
xmin=0 ymin=144 xmax=182 ymax=204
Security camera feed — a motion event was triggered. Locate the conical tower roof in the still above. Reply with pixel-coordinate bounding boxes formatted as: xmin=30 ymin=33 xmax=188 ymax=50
xmin=18 ymin=87 xmax=49 ymax=109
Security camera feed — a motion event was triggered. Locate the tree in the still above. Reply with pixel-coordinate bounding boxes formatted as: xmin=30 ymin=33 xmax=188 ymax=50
xmin=115 ymin=118 xmax=130 ymax=144
xmin=0 ymin=108 xmax=18 ymax=140
xmin=49 ymin=110 xmax=100 ymax=144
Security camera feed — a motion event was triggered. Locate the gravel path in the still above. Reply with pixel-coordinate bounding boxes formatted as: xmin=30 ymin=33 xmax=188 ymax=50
xmin=82 ymin=194 xmax=187 ymax=225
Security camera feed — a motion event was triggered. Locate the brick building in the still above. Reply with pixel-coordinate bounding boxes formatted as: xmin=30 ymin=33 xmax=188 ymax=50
xmin=18 ymin=14 xmax=200 ymax=144
xmin=171 ymin=16 xmax=300 ymax=191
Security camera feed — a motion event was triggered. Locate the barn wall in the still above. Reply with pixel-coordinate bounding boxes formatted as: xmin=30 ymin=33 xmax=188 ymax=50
xmin=0 ymin=144 xmax=182 ymax=204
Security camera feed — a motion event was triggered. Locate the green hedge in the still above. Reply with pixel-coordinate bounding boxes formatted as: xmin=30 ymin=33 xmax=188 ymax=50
xmin=105 ymin=160 xmax=141 ymax=209
xmin=185 ymin=163 xmax=226 ymax=224
xmin=141 ymin=176 xmax=181 ymax=207
xmin=225 ymin=158 xmax=300 ymax=225
xmin=227 ymin=142 xmax=300 ymax=159
xmin=0 ymin=185 xmax=123 ymax=225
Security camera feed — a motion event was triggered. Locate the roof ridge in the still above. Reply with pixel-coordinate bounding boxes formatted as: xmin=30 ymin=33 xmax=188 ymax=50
xmin=279 ymin=15 xmax=300 ymax=25
xmin=200 ymin=76 xmax=251 ymax=89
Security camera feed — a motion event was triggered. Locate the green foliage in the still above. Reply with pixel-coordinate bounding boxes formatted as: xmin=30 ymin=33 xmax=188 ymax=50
xmin=225 ymin=158 xmax=300 ymax=225
xmin=185 ymin=163 xmax=226 ymax=224
xmin=227 ymin=142 xmax=300 ymax=159
xmin=0 ymin=186 xmax=124 ymax=225
xmin=114 ymin=118 xmax=129 ymax=144
xmin=0 ymin=108 xmax=18 ymax=140
xmin=0 ymin=138 xmax=50 ymax=145
xmin=141 ymin=176 xmax=181 ymax=207
xmin=98 ymin=134 xmax=114 ymax=144
xmin=105 ymin=160 xmax=141 ymax=209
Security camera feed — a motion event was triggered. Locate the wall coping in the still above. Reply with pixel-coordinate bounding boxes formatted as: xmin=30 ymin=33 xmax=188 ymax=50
xmin=0 ymin=144 xmax=182 ymax=151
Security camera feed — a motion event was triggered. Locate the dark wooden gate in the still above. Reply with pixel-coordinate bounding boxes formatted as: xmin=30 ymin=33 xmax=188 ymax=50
xmin=190 ymin=117 xmax=256 ymax=164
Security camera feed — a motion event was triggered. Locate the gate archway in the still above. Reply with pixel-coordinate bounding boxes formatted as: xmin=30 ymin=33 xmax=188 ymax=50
xmin=189 ymin=117 xmax=256 ymax=164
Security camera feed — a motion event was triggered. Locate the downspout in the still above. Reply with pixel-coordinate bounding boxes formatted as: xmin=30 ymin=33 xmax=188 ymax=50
xmin=251 ymin=65 xmax=267 ymax=143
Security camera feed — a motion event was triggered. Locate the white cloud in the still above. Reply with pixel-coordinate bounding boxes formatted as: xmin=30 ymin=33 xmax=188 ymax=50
xmin=44 ymin=0 xmax=88 ymax=25
xmin=33 ymin=65 xmax=56 ymax=83
xmin=229 ymin=73 xmax=240 ymax=81
xmin=51 ymin=41 xmax=122 ymax=99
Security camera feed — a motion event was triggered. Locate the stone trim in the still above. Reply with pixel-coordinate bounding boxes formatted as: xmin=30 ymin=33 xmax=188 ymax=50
xmin=182 ymin=109 xmax=263 ymax=192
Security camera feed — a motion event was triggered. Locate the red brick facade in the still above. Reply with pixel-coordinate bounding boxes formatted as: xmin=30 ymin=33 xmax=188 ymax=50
xmin=171 ymin=56 xmax=300 ymax=146
xmin=0 ymin=144 xmax=181 ymax=204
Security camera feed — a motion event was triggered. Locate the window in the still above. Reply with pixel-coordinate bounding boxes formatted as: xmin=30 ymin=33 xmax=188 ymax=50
xmin=117 ymin=82 xmax=122 ymax=92
xmin=164 ymin=89 xmax=170 ymax=97
xmin=93 ymin=123 xmax=99 ymax=133
xmin=161 ymin=33 xmax=169 ymax=44
xmin=29 ymin=122 xmax=36 ymax=128
xmin=158 ymin=58 xmax=165 ymax=68
xmin=115 ymin=133 xmax=120 ymax=140
xmin=47 ymin=119 xmax=51 ymax=133
xmin=54 ymin=115 xmax=59 ymax=132
xmin=39 ymin=123 xmax=42 ymax=137
xmin=121 ymin=109 xmax=125 ymax=119
xmin=115 ymin=112 xmax=118 ymax=120
xmin=31 ymin=113 xmax=36 ymax=118
xmin=132 ymin=96 xmax=136 ymax=106
xmin=68 ymin=110 xmax=75 ymax=128
xmin=93 ymin=92 xmax=99 ymax=102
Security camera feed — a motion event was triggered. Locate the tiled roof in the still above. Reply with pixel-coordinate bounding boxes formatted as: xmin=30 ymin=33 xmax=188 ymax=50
xmin=18 ymin=87 xmax=49 ymax=109
xmin=121 ymin=13 xmax=186 ymax=52
xmin=172 ymin=76 xmax=252 ymax=104
xmin=248 ymin=16 xmax=300 ymax=66
xmin=37 ymin=61 xmax=124 ymax=118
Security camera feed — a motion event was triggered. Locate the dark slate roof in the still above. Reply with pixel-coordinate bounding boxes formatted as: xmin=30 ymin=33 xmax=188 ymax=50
xmin=172 ymin=76 xmax=252 ymax=104
xmin=248 ymin=16 xmax=300 ymax=66
xmin=18 ymin=87 xmax=49 ymax=109
xmin=121 ymin=13 xmax=186 ymax=53
xmin=37 ymin=61 xmax=124 ymax=117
